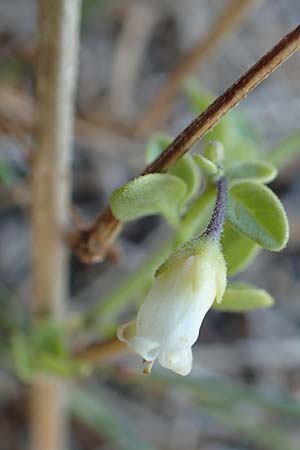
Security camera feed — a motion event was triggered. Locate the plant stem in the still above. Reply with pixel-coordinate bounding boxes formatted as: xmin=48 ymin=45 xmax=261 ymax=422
xmin=30 ymin=1 xmax=81 ymax=450
xmin=204 ymin=177 xmax=228 ymax=241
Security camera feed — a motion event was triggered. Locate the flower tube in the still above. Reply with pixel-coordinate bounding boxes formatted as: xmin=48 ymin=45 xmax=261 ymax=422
xmin=118 ymin=237 xmax=226 ymax=375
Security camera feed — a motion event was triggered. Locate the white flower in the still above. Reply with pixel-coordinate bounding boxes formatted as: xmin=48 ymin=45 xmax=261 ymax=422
xmin=117 ymin=237 xmax=226 ymax=376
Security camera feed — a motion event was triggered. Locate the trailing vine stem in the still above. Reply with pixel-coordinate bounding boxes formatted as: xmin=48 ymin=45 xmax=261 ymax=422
xmin=70 ymin=24 xmax=300 ymax=264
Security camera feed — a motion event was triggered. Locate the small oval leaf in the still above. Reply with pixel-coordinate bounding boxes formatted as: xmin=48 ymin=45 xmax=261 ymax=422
xmin=146 ymin=133 xmax=172 ymax=164
xmin=221 ymin=222 xmax=259 ymax=276
xmin=193 ymin=154 xmax=219 ymax=177
xmin=227 ymin=161 xmax=278 ymax=184
xmin=184 ymin=78 xmax=259 ymax=164
xmin=213 ymin=282 xmax=274 ymax=312
xmin=170 ymin=154 xmax=201 ymax=202
xmin=203 ymin=141 xmax=224 ymax=165
xmin=146 ymin=134 xmax=201 ymax=202
xmin=223 ymin=137 xmax=259 ymax=167
xmin=12 ymin=335 xmax=34 ymax=381
xmin=226 ymin=180 xmax=289 ymax=251
xmin=110 ymin=174 xmax=187 ymax=226
xmin=184 ymin=79 xmax=231 ymax=143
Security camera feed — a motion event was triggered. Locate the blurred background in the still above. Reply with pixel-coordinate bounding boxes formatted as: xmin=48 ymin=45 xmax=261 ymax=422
xmin=0 ymin=0 xmax=300 ymax=449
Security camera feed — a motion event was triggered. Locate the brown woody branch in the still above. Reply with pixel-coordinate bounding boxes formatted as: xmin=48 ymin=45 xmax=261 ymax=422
xmin=70 ymin=25 xmax=300 ymax=264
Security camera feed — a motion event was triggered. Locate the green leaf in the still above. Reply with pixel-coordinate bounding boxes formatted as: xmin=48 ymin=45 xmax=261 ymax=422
xmin=221 ymin=111 xmax=260 ymax=166
xmin=184 ymin=78 xmax=214 ymax=114
xmin=82 ymin=0 xmax=110 ymax=20
xmin=35 ymin=352 xmax=90 ymax=377
xmin=223 ymin=137 xmax=259 ymax=168
xmin=110 ymin=174 xmax=187 ymax=226
xmin=175 ymin=187 xmax=216 ymax=245
xmin=203 ymin=141 xmax=225 ymax=165
xmin=220 ymin=111 xmax=260 ymax=165
xmin=192 ymin=154 xmax=219 ymax=177
xmin=226 ymin=180 xmax=289 ymax=251
xmin=169 ymin=154 xmax=201 ymax=202
xmin=146 ymin=133 xmax=201 ymax=202
xmin=11 ymin=320 xmax=89 ymax=379
xmin=11 ymin=335 xmax=34 ymax=382
xmin=146 ymin=133 xmax=172 ymax=164
xmin=184 ymin=79 xmax=231 ymax=143
xmin=267 ymin=133 xmax=300 ymax=168
xmin=221 ymin=222 xmax=259 ymax=276
xmin=32 ymin=320 xmax=66 ymax=358
xmin=213 ymin=282 xmax=274 ymax=312
xmin=184 ymin=78 xmax=260 ymax=166
xmin=0 ymin=161 xmax=17 ymax=187
xmin=227 ymin=161 xmax=278 ymax=184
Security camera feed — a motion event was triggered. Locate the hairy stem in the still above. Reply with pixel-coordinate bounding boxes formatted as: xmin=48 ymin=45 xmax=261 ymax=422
xmin=30 ymin=1 xmax=81 ymax=450
xmin=204 ymin=177 xmax=228 ymax=241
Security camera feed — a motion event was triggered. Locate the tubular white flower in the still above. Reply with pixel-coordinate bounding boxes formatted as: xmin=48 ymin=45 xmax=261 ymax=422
xmin=117 ymin=237 xmax=226 ymax=376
